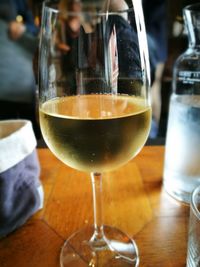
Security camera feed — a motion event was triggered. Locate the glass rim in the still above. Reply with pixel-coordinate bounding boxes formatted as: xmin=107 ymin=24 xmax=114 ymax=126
xmin=184 ymin=3 xmax=200 ymax=13
xmin=43 ymin=0 xmax=134 ymax=16
xmin=191 ymin=185 xmax=200 ymax=221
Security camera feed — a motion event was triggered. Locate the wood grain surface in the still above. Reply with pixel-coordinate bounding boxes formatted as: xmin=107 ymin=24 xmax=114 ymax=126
xmin=0 ymin=146 xmax=189 ymax=267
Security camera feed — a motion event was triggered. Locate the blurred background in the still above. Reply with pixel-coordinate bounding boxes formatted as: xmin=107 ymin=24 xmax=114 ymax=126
xmin=0 ymin=0 xmax=199 ymax=146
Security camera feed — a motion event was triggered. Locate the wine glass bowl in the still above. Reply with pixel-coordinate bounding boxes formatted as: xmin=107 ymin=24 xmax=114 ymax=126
xmin=40 ymin=94 xmax=151 ymax=173
xmin=39 ymin=1 xmax=151 ymax=266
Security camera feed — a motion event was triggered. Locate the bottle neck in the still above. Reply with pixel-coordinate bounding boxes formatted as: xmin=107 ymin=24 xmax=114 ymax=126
xmin=184 ymin=6 xmax=200 ymax=49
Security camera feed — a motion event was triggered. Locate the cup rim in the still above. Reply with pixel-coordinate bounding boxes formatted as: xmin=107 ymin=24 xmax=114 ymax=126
xmin=191 ymin=185 xmax=200 ymax=220
xmin=184 ymin=3 xmax=200 ymax=13
xmin=43 ymin=0 xmax=133 ymax=16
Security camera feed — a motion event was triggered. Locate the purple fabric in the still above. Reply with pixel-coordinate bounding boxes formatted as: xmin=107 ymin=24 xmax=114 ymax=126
xmin=0 ymin=149 xmax=41 ymax=238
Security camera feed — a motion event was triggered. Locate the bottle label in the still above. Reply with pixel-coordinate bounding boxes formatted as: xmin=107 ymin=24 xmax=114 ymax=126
xmin=178 ymin=71 xmax=200 ymax=84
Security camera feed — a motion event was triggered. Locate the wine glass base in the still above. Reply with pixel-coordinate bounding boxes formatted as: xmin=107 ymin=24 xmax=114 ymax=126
xmin=60 ymin=225 xmax=139 ymax=267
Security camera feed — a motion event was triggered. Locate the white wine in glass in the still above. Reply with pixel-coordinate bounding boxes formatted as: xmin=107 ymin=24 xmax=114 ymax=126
xmin=39 ymin=0 xmax=151 ymax=266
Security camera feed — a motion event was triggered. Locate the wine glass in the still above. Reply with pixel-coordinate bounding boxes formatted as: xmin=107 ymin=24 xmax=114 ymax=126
xmin=39 ymin=0 xmax=151 ymax=266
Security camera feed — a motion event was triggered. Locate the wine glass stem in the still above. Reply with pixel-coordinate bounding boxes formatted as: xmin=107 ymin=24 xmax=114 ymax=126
xmin=90 ymin=172 xmax=106 ymax=247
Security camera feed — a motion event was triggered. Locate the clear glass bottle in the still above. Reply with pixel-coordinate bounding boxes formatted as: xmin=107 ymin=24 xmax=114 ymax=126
xmin=163 ymin=3 xmax=200 ymax=203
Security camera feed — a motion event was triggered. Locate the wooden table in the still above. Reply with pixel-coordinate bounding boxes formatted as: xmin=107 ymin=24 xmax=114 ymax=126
xmin=0 ymin=146 xmax=189 ymax=267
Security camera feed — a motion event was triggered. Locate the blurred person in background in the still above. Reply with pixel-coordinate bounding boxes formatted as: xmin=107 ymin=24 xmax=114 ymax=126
xmin=142 ymin=0 xmax=168 ymax=139
xmin=0 ymin=0 xmax=40 ymax=138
